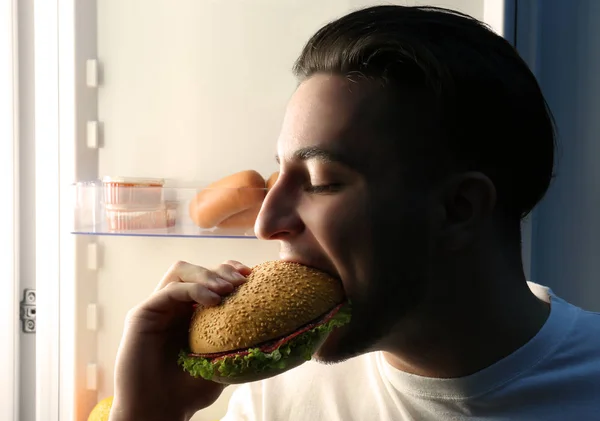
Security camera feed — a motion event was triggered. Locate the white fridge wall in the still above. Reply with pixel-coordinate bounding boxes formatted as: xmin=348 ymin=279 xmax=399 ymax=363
xmin=91 ymin=1 xmax=486 ymax=420
xmin=96 ymin=0 xmax=484 ymax=181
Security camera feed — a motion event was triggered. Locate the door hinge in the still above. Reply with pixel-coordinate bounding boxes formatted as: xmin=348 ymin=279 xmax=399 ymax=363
xmin=19 ymin=288 xmax=36 ymax=333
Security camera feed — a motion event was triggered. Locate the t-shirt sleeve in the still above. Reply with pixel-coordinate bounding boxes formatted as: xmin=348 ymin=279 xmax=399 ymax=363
xmin=219 ymin=382 xmax=263 ymax=421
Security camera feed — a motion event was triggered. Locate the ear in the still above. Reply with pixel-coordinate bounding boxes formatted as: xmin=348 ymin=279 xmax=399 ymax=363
xmin=436 ymin=172 xmax=497 ymax=251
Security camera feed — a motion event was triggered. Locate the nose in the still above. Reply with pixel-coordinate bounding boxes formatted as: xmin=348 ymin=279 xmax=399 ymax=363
xmin=254 ymin=179 xmax=304 ymax=240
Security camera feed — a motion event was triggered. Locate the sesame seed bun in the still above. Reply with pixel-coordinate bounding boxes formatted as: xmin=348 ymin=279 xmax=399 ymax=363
xmin=189 ymin=260 xmax=345 ymax=354
xmin=179 ymin=260 xmax=351 ymax=384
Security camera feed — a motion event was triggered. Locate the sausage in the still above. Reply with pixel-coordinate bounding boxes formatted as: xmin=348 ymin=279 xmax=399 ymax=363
xmin=189 ymin=170 xmax=266 ymax=229
xmin=266 ymin=172 xmax=279 ymax=190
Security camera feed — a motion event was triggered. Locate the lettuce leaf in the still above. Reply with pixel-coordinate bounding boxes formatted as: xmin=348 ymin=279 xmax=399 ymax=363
xmin=178 ymin=302 xmax=352 ymax=381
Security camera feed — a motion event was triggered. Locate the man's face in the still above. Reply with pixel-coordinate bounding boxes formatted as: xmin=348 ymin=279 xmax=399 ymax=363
xmin=255 ymin=74 xmax=435 ymax=363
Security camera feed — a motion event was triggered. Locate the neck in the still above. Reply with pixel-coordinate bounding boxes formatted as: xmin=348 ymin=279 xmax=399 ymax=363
xmin=382 ymin=251 xmax=550 ymax=378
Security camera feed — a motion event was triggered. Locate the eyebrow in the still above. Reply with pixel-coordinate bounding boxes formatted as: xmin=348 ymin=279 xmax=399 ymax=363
xmin=275 ymin=146 xmax=353 ymax=167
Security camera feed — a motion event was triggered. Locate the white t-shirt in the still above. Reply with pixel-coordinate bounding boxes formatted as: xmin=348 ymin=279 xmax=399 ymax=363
xmin=220 ymin=283 xmax=600 ymax=420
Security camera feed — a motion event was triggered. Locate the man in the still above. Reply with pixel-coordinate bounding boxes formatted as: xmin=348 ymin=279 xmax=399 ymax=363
xmin=109 ymin=5 xmax=600 ymax=421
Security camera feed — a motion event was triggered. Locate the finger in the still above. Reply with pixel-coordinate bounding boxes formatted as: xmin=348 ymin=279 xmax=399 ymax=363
xmin=156 ymin=261 xmax=239 ymax=298
xmin=146 ymin=282 xmax=222 ymax=314
xmin=213 ymin=263 xmax=249 ymax=285
xmin=155 ymin=260 xmax=214 ymax=292
xmin=201 ymin=276 xmax=236 ymax=295
xmin=222 ymin=260 xmax=252 ymax=276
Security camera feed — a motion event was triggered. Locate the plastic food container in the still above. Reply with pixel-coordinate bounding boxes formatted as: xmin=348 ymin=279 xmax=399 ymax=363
xmin=106 ymin=202 xmax=177 ymax=231
xmin=102 ymin=176 xmax=165 ymax=208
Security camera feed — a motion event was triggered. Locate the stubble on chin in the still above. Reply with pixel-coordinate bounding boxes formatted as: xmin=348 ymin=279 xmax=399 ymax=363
xmin=311 ymin=322 xmax=375 ymax=365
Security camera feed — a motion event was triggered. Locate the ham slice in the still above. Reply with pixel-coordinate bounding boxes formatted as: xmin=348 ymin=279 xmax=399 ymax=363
xmin=188 ymin=302 xmax=345 ymax=361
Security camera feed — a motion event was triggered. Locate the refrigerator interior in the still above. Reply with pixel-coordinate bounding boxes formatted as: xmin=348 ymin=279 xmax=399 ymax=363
xmin=67 ymin=1 xmax=494 ymax=420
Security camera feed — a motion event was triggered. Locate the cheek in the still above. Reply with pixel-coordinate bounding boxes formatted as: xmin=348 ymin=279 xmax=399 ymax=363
xmin=298 ymin=194 xmax=373 ymax=293
xmin=300 ymin=194 xmax=370 ymax=247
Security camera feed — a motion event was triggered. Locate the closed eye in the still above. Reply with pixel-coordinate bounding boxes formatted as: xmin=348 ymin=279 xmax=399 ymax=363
xmin=304 ymin=183 xmax=343 ymax=194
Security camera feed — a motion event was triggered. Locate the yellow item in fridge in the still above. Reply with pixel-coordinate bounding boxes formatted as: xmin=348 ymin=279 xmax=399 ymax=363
xmin=87 ymin=396 xmax=113 ymax=421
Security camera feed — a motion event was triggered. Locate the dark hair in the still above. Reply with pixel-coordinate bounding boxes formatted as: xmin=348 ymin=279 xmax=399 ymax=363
xmin=293 ymin=5 xmax=556 ymax=220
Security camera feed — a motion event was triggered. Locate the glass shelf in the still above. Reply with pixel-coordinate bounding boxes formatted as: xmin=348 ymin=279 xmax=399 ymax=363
xmin=71 ymin=180 xmax=266 ymax=239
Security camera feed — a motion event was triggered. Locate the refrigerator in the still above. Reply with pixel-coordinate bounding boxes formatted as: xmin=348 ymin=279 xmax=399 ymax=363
xmin=3 ymin=0 xmax=599 ymax=420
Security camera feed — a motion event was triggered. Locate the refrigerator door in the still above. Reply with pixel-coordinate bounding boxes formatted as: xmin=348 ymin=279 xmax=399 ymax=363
xmin=33 ymin=1 xmax=509 ymax=421
xmin=0 ymin=1 xmax=19 ymax=420
xmin=1 ymin=2 xmax=38 ymax=420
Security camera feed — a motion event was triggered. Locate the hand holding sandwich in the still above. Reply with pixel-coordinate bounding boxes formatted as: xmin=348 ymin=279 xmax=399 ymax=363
xmin=109 ymin=259 xmax=350 ymax=420
xmin=109 ymin=260 xmax=250 ymax=421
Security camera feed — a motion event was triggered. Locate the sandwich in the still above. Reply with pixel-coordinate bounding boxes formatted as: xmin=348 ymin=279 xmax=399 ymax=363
xmin=178 ymin=260 xmax=351 ymax=384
